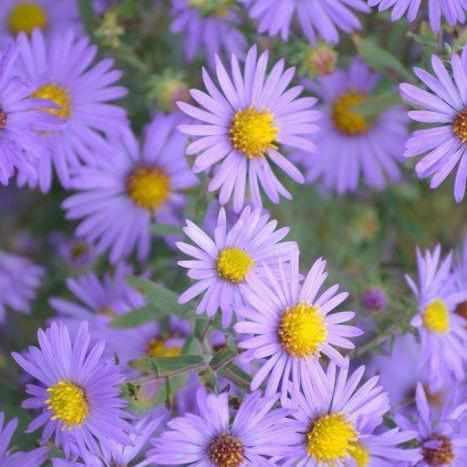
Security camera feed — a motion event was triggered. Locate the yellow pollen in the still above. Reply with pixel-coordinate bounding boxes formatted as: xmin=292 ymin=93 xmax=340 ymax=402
xmin=307 ymin=413 xmax=357 ymax=462
xmin=8 ymin=2 xmax=48 ymax=35
xmin=278 ymin=303 xmax=327 ymax=358
xmin=422 ymin=299 xmax=450 ymax=334
xmin=208 ymin=433 xmax=245 ymax=467
xmin=332 ymin=91 xmax=369 ymax=136
xmin=127 ymin=167 xmax=171 ymax=211
xmin=229 ymin=108 xmax=278 ymax=159
xmin=453 ymin=109 xmax=467 ymax=143
xmin=46 ymin=380 xmax=89 ymax=428
xmin=423 ymin=434 xmax=454 ymax=466
xmin=216 ymin=247 xmax=254 ymax=283
xmin=350 ymin=442 xmax=370 ymax=467
xmin=146 ymin=339 xmax=181 ymax=358
xmin=33 ymin=83 xmax=71 ymax=119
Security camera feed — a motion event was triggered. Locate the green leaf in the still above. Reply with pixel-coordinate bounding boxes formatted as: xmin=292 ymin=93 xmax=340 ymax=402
xmin=78 ymin=0 xmax=95 ymax=35
xmin=111 ymin=305 xmax=157 ymax=328
xmin=127 ymin=277 xmax=191 ymax=316
xmin=218 ymin=363 xmax=251 ymax=390
xmin=210 ymin=346 xmax=238 ymax=371
xmin=131 ymin=355 xmax=206 ymax=377
xmin=151 ymin=223 xmax=180 ymax=237
xmin=354 ymin=91 xmax=402 ymax=118
xmin=353 ymin=36 xmax=413 ymax=81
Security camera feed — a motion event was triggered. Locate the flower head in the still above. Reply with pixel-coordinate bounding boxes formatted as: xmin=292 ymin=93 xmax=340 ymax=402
xmin=405 ymin=245 xmax=467 ymax=382
xmin=400 ymin=47 xmax=467 ymax=202
xmin=178 ymin=45 xmax=320 ymax=211
xmin=0 ymin=412 xmax=48 ymax=467
xmin=171 ymin=0 xmax=246 ymax=66
xmin=12 ymin=322 xmax=130 ymax=458
xmin=397 ymin=383 xmax=467 ymax=466
xmin=146 ymin=389 xmax=296 ymax=465
xmin=368 ymin=0 xmax=466 ymax=32
xmin=0 ymin=250 xmax=43 ymax=323
xmin=282 ymin=361 xmax=417 ymax=466
xmin=177 ymin=205 xmax=298 ymax=326
xmin=293 ymin=59 xmax=408 ymax=193
xmin=0 ymin=0 xmax=79 ymax=38
xmin=235 ymin=254 xmax=362 ymax=399
xmin=242 ymin=0 xmax=369 ymax=44
xmin=49 ymin=231 xmax=97 ymax=269
xmin=16 ymin=29 xmax=128 ymax=191
xmin=63 ymin=114 xmax=198 ymax=263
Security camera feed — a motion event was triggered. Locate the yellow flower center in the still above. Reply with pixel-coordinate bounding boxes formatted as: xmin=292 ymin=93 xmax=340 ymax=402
xmin=278 ymin=303 xmax=327 ymax=358
xmin=46 ymin=381 xmax=89 ymax=428
xmin=422 ymin=299 xmax=450 ymax=334
xmin=229 ymin=108 xmax=278 ymax=159
xmin=423 ymin=434 xmax=454 ymax=466
xmin=8 ymin=2 xmax=48 ymax=35
xmin=307 ymin=413 xmax=357 ymax=462
xmin=127 ymin=167 xmax=171 ymax=211
xmin=216 ymin=247 xmax=254 ymax=283
xmin=33 ymin=84 xmax=71 ymax=120
xmin=332 ymin=91 xmax=369 ymax=136
xmin=208 ymin=433 xmax=245 ymax=467
xmin=350 ymin=442 xmax=370 ymax=467
xmin=146 ymin=339 xmax=182 ymax=358
xmin=453 ymin=109 xmax=467 ymax=144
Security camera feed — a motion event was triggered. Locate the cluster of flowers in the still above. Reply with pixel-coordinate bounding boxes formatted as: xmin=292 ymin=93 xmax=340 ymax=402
xmin=0 ymin=0 xmax=466 ymax=466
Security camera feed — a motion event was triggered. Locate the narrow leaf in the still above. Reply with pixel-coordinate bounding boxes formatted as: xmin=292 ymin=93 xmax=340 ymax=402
xmin=210 ymin=346 xmax=238 ymax=371
xmin=131 ymin=355 xmax=206 ymax=377
xmin=219 ymin=363 xmax=251 ymax=390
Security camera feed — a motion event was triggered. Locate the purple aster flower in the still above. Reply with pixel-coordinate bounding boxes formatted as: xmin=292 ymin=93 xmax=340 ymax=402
xmin=397 ymin=383 xmax=467 ymax=466
xmin=178 ymin=45 xmax=320 ymax=211
xmin=63 ymin=114 xmax=198 ymax=263
xmin=0 ymin=42 xmax=58 ymax=185
xmin=235 ymin=254 xmax=362 ymax=399
xmin=405 ymin=245 xmax=467 ymax=382
xmin=171 ymin=0 xmax=246 ymax=66
xmin=0 ymin=412 xmax=49 ymax=467
xmin=369 ymin=334 xmax=454 ymax=411
xmin=145 ymin=388 xmax=296 ymax=465
xmin=176 ymin=206 xmax=298 ymax=327
xmin=282 ymin=361 xmax=411 ymax=466
xmin=12 ymin=321 xmax=130 ymax=459
xmin=400 ymin=48 xmax=467 ymax=202
xmin=368 ymin=0 xmax=466 ymax=33
xmin=241 ymin=0 xmax=369 ymax=44
xmin=361 ymin=286 xmax=387 ymax=311
xmin=293 ymin=59 xmax=408 ymax=194
xmin=0 ymin=250 xmax=43 ymax=323
xmin=0 ymin=0 xmax=80 ymax=39
xmin=49 ymin=231 xmax=97 ymax=269
xmin=16 ymin=29 xmax=128 ymax=191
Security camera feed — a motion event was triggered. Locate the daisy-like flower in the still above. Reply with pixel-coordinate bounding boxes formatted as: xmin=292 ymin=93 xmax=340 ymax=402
xmin=12 ymin=322 xmax=130 ymax=458
xmin=171 ymin=0 xmax=246 ymax=66
xmin=400 ymin=48 xmax=467 ymax=202
xmin=49 ymin=231 xmax=97 ymax=269
xmin=235 ymin=254 xmax=362 ymax=398
xmin=368 ymin=0 xmax=466 ymax=33
xmin=63 ymin=114 xmax=198 ymax=263
xmin=0 ymin=0 xmax=79 ymax=39
xmin=282 ymin=361 xmax=409 ymax=466
xmin=293 ymin=59 xmax=408 ymax=194
xmin=369 ymin=334 xmax=454 ymax=410
xmin=0 ymin=250 xmax=43 ymax=323
xmin=145 ymin=389 xmax=296 ymax=465
xmin=0 ymin=412 xmax=49 ymax=467
xmin=178 ymin=45 xmax=320 ymax=211
xmin=397 ymin=383 xmax=467 ymax=466
xmin=16 ymin=29 xmax=128 ymax=191
xmin=405 ymin=245 xmax=467 ymax=382
xmin=0 ymin=43 xmax=59 ymax=185
xmin=241 ymin=0 xmax=369 ymax=44
xmin=177 ymin=205 xmax=298 ymax=327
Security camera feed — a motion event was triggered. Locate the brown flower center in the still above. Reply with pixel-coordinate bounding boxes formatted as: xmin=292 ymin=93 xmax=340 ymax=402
xmin=455 ymin=300 xmax=467 ymax=320
xmin=208 ymin=433 xmax=245 ymax=467
xmin=453 ymin=109 xmax=467 ymax=143
xmin=423 ymin=434 xmax=454 ymax=466
xmin=0 ymin=110 xmax=6 ymax=130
